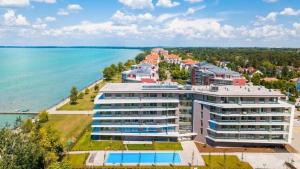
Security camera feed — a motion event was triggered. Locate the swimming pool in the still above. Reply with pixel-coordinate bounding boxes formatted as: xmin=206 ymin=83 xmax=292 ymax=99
xmin=106 ymin=152 xmax=181 ymax=164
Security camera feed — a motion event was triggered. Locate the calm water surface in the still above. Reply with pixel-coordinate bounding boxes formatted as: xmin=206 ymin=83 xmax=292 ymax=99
xmin=0 ymin=47 xmax=141 ymax=126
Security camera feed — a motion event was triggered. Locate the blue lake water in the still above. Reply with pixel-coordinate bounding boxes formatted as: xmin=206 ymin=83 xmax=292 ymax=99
xmin=0 ymin=47 xmax=141 ymax=126
xmin=106 ymin=152 xmax=181 ymax=164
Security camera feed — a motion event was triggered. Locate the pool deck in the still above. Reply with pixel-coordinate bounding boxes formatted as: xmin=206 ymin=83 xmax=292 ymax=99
xmin=85 ymin=141 xmax=204 ymax=166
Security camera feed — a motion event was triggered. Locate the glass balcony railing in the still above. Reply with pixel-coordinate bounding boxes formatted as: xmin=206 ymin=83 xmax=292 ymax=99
xmin=92 ymin=122 xmax=177 ymax=126
xmin=94 ymin=105 xmax=178 ymax=109
xmin=93 ymin=114 xmax=176 ymax=118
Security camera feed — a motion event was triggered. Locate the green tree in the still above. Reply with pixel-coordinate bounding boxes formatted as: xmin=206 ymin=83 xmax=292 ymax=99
xmin=158 ymin=68 xmax=167 ymax=81
xmin=251 ymin=73 xmax=261 ymax=85
xmin=117 ymin=62 xmax=124 ymax=72
xmin=0 ymin=128 xmax=45 ymax=169
xmin=135 ymin=52 xmax=148 ymax=63
xmin=94 ymin=84 xmax=99 ymax=92
xmin=103 ymin=67 xmax=114 ymax=80
xmin=38 ymin=111 xmax=49 ymax=123
xmin=70 ymin=86 xmax=78 ymax=105
xmin=21 ymin=119 xmax=34 ymax=133
xmin=78 ymin=92 xmax=84 ymax=99
xmin=281 ymin=66 xmax=289 ymax=80
xmin=85 ymin=88 xmax=90 ymax=94
xmin=39 ymin=125 xmax=64 ymax=166
xmin=124 ymin=59 xmax=136 ymax=68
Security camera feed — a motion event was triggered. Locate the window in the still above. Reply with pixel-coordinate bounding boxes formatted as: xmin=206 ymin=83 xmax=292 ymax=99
xmin=116 ymin=93 xmax=122 ymax=98
xmin=259 ymin=98 xmax=265 ymax=103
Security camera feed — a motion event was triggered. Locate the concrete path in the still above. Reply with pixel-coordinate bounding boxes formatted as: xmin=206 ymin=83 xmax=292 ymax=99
xmin=181 ymin=141 xmax=205 ymax=166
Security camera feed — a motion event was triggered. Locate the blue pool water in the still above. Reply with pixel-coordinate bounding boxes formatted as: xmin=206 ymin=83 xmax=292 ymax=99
xmin=106 ymin=152 xmax=181 ymax=164
xmin=0 ymin=47 xmax=141 ymax=126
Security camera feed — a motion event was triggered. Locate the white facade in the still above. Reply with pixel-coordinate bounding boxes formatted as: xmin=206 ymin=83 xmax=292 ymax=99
xmin=92 ymin=83 xmax=294 ymax=146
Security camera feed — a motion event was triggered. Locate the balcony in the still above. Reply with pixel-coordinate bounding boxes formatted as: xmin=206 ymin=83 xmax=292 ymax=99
xmin=206 ymin=135 xmax=288 ymax=144
xmin=94 ymin=105 xmax=178 ymax=111
xmin=209 ymin=120 xmax=290 ymax=125
xmin=210 ymin=111 xmax=290 ymax=117
xmin=207 ymin=128 xmax=288 ymax=134
xmin=94 ymin=98 xmax=179 ymax=104
xmin=93 ymin=114 xmax=178 ymax=120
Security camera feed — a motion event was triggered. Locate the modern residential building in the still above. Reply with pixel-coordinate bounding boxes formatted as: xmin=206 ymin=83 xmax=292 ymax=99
xmin=92 ymin=83 xmax=294 ymax=146
xmin=192 ymin=61 xmax=246 ymax=86
xmin=121 ymin=63 xmax=158 ymax=83
xmin=92 ymin=83 xmax=196 ymax=142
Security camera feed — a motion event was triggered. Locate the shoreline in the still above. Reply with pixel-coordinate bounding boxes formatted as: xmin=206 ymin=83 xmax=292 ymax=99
xmin=47 ymin=78 xmax=104 ymax=114
xmin=0 ymin=78 xmax=104 ymax=115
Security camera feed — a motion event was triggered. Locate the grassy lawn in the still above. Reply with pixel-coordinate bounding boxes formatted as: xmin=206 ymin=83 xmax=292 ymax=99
xmin=153 ymin=142 xmax=182 ymax=150
xmin=64 ymin=153 xmax=88 ymax=168
xmin=58 ymin=80 xmax=106 ymax=111
xmin=58 ymin=75 xmax=121 ymax=111
xmin=201 ymin=155 xmax=253 ymax=169
xmin=126 ymin=142 xmax=182 ymax=150
xmin=72 ymin=130 xmax=125 ymax=151
xmin=45 ymin=115 xmax=92 ymax=146
xmin=126 ymin=144 xmax=154 ymax=150
xmin=73 ymin=130 xmax=182 ymax=151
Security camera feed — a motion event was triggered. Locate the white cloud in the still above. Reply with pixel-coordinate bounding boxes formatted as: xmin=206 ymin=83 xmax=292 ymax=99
xmin=156 ymin=13 xmax=180 ymax=23
xmin=112 ymin=10 xmax=153 ymax=24
xmin=3 ymin=10 xmax=30 ymax=26
xmin=246 ymin=24 xmax=291 ymax=39
xmin=185 ymin=5 xmax=206 ymax=15
xmin=45 ymin=21 xmax=140 ymax=37
xmin=156 ymin=0 xmax=180 ymax=8
xmin=67 ymin=4 xmax=83 ymax=11
xmin=184 ymin=0 xmax=203 ymax=3
xmin=0 ymin=0 xmax=29 ymax=7
xmin=162 ymin=18 xmax=235 ymax=39
xmin=0 ymin=0 xmax=56 ymax=7
xmin=280 ymin=8 xmax=300 ymax=16
xmin=44 ymin=16 xmax=56 ymax=22
xmin=119 ymin=0 xmax=153 ymax=9
xmin=263 ymin=0 xmax=278 ymax=3
xmin=255 ymin=12 xmax=277 ymax=25
xmin=57 ymin=9 xmax=69 ymax=16
xmin=32 ymin=23 xmax=47 ymax=29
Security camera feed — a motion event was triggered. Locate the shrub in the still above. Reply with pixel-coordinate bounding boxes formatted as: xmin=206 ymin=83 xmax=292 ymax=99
xmin=78 ymin=92 xmax=84 ymax=99
xmin=38 ymin=111 xmax=49 ymax=123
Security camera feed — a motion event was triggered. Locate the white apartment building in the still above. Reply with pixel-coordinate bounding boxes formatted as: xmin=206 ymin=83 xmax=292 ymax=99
xmin=92 ymin=83 xmax=294 ymax=146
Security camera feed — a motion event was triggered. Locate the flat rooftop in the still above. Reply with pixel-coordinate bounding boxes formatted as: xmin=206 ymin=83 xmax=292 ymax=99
xmin=193 ymin=85 xmax=284 ymax=97
xmin=100 ymin=83 xmax=284 ymax=97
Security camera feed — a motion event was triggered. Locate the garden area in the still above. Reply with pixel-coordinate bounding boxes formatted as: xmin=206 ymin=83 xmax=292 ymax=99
xmin=72 ymin=130 xmax=183 ymax=151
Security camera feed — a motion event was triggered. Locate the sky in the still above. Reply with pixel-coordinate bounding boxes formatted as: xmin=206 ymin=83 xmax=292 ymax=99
xmin=0 ymin=0 xmax=300 ymax=47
